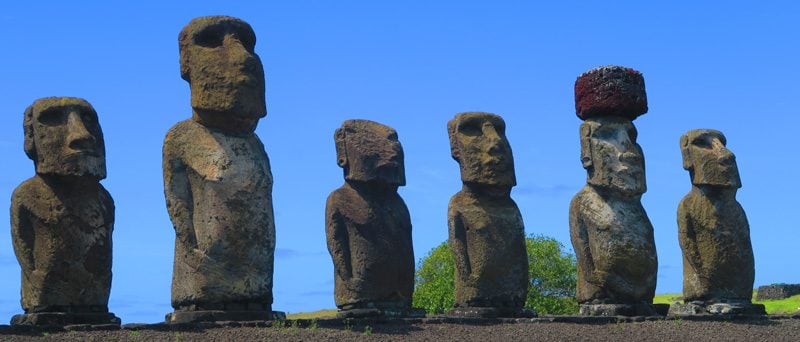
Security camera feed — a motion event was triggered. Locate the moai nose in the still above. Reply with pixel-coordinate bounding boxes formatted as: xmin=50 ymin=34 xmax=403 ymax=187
xmin=66 ymin=111 xmax=96 ymax=152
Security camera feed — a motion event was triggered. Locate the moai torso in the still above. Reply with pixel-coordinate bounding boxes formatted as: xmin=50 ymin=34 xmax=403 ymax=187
xmin=12 ymin=177 xmax=114 ymax=312
xmin=325 ymin=120 xmax=414 ymax=310
xmin=163 ymin=119 xmax=275 ymax=308
xmin=448 ymin=189 xmax=528 ymax=307
xmin=11 ymin=97 xmax=114 ymax=314
xmin=678 ymin=129 xmax=754 ymax=303
xmin=447 ymin=112 xmax=529 ymax=310
xmin=570 ymin=186 xmax=657 ymax=303
xmin=326 ymin=184 xmax=413 ymax=308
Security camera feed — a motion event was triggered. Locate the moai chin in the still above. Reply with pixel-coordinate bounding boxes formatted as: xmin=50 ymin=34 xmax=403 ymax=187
xmin=325 ymin=120 xmax=423 ymax=318
xmin=569 ymin=66 xmax=664 ymax=317
xmin=669 ymin=129 xmax=765 ymax=316
xmin=162 ymin=15 xmax=280 ymax=324
xmin=10 ymin=97 xmax=120 ymax=326
xmin=446 ymin=112 xmax=533 ymax=318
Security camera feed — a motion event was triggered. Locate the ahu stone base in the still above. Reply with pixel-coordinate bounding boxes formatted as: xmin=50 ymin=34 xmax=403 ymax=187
xmin=580 ymin=304 xmax=668 ymax=317
xmin=11 ymin=312 xmax=121 ymax=327
xmin=669 ymin=302 xmax=766 ymax=316
xmin=336 ymin=308 xmax=426 ymax=319
xmin=166 ymin=310 xmax=286 ymax=324
xmin=448 ymin=306 xmax=537 ymax=318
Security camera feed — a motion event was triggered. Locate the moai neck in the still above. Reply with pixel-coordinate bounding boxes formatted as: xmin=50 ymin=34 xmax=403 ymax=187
xmin=589 ymin=183 xmax=642 ymax=203
xmin=345 ymin=180 xmax=398 ymax=197
xmin=694 ymin=185 xmax=737 ymax=201
xmin=462 ymin=182 xmax=511 ymax=199
xmin=39 ymin=174 xmax=98 ymax=191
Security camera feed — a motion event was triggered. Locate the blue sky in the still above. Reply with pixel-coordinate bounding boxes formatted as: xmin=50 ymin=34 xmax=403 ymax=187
xmin=1 ymin=1 xmax=798 ymax=323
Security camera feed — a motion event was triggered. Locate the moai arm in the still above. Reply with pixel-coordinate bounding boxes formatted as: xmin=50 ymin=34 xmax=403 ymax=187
xmin=163 ymin=148 xmax=197 ymax=249
xmin=569 ymin=203 xmax=604 ymax=286
xmin=677 ymin=199 xmax=702 ymax=272
xmin=448 ymin=206 xmax=471 ymax=282
xmin=325 ymin=198 xmax=352 ymax=280
xmin=10 ymin=192 xmax=34 ymax=275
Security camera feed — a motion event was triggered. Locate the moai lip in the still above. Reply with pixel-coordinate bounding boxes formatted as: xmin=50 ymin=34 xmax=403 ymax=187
xmin=446 ymin=112 xmax=533 ymax=318
xmin=11 ymin=97 xmax=119 ymax=327
xmin=672 ymin=129 xmax=763 ymax=317
xmin=163 ymin=15 xmax=280 ymax=323
xmin=574 ymin=65 xmax=648 ymax=121
xmin=326 ymin=120 xmax=421 ymax=318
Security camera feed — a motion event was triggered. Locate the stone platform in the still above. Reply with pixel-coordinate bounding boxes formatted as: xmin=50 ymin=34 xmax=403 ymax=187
xmin=447 ymin=306 xmax=537 ymax=318
xmin=336 ymin=307 xmax=426 ymax=319
xmin=165 ymin=310 xmax=286 ymax=324
xmin=579 ymin=304 xmax=669 ymax=317
xmin=11 ymin=312 xmax=120 ymax=327
xmin=669 ymin=302 xmax=766 ymax=316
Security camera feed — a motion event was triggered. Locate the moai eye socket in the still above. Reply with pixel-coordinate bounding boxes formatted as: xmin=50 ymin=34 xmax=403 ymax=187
xmin=38 ymin=108 xmax=66 ymax=126
xmin=691 ymin=135 xmax=711 ymax=149
xmin=458 ymin=119 xmax=482 ymax=137
xmin=194 ymin=26 xmax=225 ymax=48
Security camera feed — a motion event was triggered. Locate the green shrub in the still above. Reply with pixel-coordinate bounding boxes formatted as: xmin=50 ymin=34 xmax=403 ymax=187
xmin=413 ymin=234 xmax=578 ymax=315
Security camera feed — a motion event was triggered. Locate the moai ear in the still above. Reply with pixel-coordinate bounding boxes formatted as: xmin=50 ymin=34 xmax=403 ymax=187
xmin=334 ymin=128 xmax=347 ymax=168
xmin=447 ymin=119 xmax=460 ymax=162
xmin=680 ymin=133 xmax=692 ymax=170
xmin=22 ymin=105 xmax=36 ymax=161
xmin=579 ymin=123 xmax=592 ymax=169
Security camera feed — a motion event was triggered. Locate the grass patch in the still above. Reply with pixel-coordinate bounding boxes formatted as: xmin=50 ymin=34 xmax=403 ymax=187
xmin=286 ymin=309 xmax=338 ymax=320
xmin=757 ymin=294 xmax=800 ymax=314
xmin=654 ymin=292 xmax=800 ymax=314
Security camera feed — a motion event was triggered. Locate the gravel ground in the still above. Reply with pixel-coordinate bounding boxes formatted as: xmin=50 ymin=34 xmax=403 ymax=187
xmin=2 ymin=318 xmax=799 ymax=341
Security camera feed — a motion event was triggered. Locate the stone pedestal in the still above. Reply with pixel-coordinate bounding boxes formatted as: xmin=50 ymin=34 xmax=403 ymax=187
xmin=448 ymin=306 xmax=537 ymax=318
xmin=668 ymin=302 xmax=766 ymax=316
xmin=11 ymin=312 xmax=120 ymax=327
xmin=166 ymin=310 xmax=286 ymax=324
xmin=579 ymin=304 xmax=668 ymax=317
xmin=336 ymin=307 xmax=426 ymax=319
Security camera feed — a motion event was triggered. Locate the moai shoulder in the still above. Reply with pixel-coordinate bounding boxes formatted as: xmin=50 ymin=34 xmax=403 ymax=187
xmin=10 ymin=97 xmax=119 ymax=327
xmin=325 ymin=120 xmax=421 ymax=318
xmin=446 ymin=112 xmax=532 ymax=318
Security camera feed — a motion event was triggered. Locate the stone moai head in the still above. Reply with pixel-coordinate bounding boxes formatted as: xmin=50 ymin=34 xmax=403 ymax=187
xmin=580 ymin=118 xmax=646 ymax=195
xmin=335 ymin=120 xmax=406 ymax=186
xmin=448 ymin=112 xmax=516 ymax=187
xmin=179 ymin=15 xmax=266 ymax=133
xmin=575 ymin=66 xmax=648 ymax=195
xmin=23 ymin=97 xmax=106 ymax=179
xmin=680 ymin=129 xmax=741 ymax=188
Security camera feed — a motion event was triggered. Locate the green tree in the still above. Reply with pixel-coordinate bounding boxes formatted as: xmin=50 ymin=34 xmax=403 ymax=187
xmin=412 ymin=235 xmax=578 ymax=315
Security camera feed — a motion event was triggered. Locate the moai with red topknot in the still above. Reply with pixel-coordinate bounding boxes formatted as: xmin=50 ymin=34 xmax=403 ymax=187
xmin=569 ymin=66 xmax=666 ymax=316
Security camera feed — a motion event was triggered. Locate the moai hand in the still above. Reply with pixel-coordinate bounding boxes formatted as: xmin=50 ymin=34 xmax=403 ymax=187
xmin=670 ymin=129 xmax=764 ymax=316
xmin=446 ymin=112 xmax=532 ymax=318
xmin=11 ymin=97 xmax=119 ymax=326
xmin=569 ymin=66 xmax=662 ymax=317
xmin=325 ymin=120 xmax=422 ymax=318
xmin=163 ymin=16 xmax=278 ymax=324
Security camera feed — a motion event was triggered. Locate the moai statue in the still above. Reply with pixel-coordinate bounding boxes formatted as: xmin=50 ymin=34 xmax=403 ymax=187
xmin=10 ymin=97 xmax=119 ymax=326
xmin=163 ymin=16 xmax=281 ymax=323
xmin=669 ymin=129 xmax=765 ymax=316
xmin=446 ymin=112 xmax=533 ymax=318
xmin=569 ymin=66 xmax=665 ymax=316
xmin=325 ymin=120 xmax=423 ymax=318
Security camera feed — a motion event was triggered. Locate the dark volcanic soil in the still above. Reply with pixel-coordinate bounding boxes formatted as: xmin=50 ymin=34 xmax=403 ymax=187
xmin=2 ymin=318 xmax=800 ymax=342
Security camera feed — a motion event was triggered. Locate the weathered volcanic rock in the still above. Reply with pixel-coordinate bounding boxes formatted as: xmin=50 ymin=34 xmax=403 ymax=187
xmin=574 ymin=65 xmax=647 ymax=120
xmin=673 ymin=129 xmax=761 ymax=316
xmin=11 ymin=97 xmax=119 ymax=326
xmin=569 ymin=116 xmax=658 ymax=315
xmin=163 ymin=15 xmax=278 ymax=323
xmin=446 ymin=112 xmax=531 ymax=318
xmin=326 ymin=120 xmax=421 ymax=318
